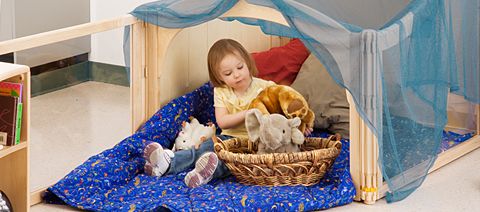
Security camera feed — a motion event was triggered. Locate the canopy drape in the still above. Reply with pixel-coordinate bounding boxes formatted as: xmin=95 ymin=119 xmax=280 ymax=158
xmin=126 ymin=0 xmax=479 ymax=202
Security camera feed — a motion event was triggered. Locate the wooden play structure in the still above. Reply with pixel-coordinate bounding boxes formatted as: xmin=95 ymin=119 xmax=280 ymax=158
xmin=0 ymin=1 xmax=478 ymax=210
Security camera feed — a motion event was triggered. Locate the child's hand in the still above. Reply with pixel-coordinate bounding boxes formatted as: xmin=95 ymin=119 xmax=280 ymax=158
xmin=304 ymin=127 xmax=313 ymax=136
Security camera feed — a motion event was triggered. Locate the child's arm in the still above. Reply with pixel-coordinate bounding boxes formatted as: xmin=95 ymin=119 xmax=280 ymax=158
xmin=215 ymin=107 xmax=247 ymax=129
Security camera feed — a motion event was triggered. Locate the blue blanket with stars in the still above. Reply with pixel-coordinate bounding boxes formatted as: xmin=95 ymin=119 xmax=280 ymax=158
xmin=44 ymin=82 xmax=355 ymax=211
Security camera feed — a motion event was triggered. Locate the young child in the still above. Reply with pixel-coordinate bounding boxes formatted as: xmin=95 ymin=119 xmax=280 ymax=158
xmin=143 ymin=39 xmax=276 ymax=188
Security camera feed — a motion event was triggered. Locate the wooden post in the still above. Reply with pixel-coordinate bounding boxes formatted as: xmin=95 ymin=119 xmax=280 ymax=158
xmin=130 ymin=21 xmax=146 ymax=133
xmin=346 ymin=91 xmax=381 ymax=204
xmin=145 ymin=24 xmax=180 ymax=118
xmin=477 ymin=104 xmax=479 ymax=135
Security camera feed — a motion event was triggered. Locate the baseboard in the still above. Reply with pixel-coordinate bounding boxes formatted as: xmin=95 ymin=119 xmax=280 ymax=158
xmin=31 ymin=58 xmax=129 ymax=97
xmin=0 ymin=53 xmax=14 ymax=63
xmin=89 ymin=62 xmax=129 ymax=87
xmin=31 ymin=62 xmax=90 ymax=97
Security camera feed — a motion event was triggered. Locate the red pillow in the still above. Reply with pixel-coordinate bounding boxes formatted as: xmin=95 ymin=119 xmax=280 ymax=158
xmin=251 ymin=38 xmax=310 ymax=85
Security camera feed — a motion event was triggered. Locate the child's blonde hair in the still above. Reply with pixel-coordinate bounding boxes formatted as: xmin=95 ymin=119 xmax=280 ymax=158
xmin=208 ymin=39 xmax=257 ymax=87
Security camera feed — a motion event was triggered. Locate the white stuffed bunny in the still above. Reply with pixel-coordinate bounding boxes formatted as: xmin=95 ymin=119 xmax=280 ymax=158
xmin=174 ymin=117 xmax=215 ymax=151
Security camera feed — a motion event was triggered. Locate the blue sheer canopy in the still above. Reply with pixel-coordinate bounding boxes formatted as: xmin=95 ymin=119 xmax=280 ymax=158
xmin=126 ymin=0 xmax=479 ymax=203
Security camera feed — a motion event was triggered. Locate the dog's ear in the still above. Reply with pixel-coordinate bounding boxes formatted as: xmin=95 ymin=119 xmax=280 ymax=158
xmin=245 ymin=109 xmax=263 ymax=142
xmin=287 ymin=99 xmax=303 ymax=114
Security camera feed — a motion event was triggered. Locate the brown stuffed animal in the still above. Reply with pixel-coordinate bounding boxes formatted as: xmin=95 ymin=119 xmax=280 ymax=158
xmin=248 ymin=85 xmax=315 ymax=133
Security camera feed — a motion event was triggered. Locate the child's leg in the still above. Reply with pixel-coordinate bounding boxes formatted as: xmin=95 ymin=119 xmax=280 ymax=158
xmin=143 ymin=138 xmax=218 ymax=177
xmin=165 ymin=138 xmax=215 ymax=175
xmin=143 ymin=135 xmax=232 ymax=182
xmin=184 ymin=135 xmax=232 ymax=187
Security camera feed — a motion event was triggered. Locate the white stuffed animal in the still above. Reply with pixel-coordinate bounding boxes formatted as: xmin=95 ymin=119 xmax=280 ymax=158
xmin=174 ymin=117 xmax=215 ymax=151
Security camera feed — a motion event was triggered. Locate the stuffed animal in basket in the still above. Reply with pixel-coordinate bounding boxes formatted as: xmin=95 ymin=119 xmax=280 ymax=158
xmin=248 ymin=84 xmax=315 ymax=133
xmin=174 ymin=117 xmax=215 ymax=151
xmin=246 ymin=108 xmax=305 ymax=154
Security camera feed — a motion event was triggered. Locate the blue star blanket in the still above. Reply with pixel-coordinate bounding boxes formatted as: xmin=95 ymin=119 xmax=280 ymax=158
xmin=44 ymin=82 xmax=356 ymax=211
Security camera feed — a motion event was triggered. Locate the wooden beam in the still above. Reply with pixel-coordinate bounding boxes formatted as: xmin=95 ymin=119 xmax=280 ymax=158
xmin=30 ymin=188 xmax=47 ymax=206
xmin=221 ymin=0 xmax=288 ymax=26
xmin=0 ymin=15 xmax=138 ymax=55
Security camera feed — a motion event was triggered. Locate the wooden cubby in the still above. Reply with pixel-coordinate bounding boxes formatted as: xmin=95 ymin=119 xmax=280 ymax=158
xmin=0 ymin=62 xmax=30 ymax=212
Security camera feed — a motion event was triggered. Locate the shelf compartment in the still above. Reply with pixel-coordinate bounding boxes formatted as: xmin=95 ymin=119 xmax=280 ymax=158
xmin=0 ymin=142 xmax=27 ymax=159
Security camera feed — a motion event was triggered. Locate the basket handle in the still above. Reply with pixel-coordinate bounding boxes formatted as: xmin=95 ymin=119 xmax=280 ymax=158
xmin=327 ymin=135 xmax=342 ymax=151
xmin=213 ymin=135 xmax=227 ymax=153
xmin=247 ymin=138 xmax=253 ymax=151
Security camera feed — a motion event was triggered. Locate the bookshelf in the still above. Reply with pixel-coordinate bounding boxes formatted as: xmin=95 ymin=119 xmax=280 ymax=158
xmin=0 ymin=62 xmax=30 ymax=212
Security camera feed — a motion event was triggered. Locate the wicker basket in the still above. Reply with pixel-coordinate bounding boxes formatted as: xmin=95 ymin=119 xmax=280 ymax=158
xmin=213 ymin=135 xmax=342 ymax=186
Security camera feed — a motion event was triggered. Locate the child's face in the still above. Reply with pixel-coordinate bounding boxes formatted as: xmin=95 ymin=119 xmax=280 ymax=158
xmin=218 ymin=53 xmax=252 ymax=93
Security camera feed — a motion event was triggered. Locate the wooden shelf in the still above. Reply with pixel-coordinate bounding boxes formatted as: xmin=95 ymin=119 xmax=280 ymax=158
xmin=0 ymin=142 xmax=27 ymax=159
xmin=0 ymin=62 xmax=30 ymax=212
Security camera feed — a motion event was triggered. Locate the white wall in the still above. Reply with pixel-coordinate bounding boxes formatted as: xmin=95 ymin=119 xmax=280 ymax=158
xmin=0 ymin=0 xmax=14 ymax=42
xmin=90 ymin=0 xmax=151 ymax=66
xmin=14 ymin=0 xmax=90 ymax=67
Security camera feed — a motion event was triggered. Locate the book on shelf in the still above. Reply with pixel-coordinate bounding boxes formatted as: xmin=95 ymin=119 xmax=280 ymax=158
xmin=0 ymin=81 xmax=23 ymax=145
xmin=0 ymin=132 xmax=7 ymax=148
xmin=15 ymin=102 xmax=23 ymax=145
xmin=0 ymin=95 xmax=18 ymax=146
xmin=0 ymin=81 xmax=23 ymax=103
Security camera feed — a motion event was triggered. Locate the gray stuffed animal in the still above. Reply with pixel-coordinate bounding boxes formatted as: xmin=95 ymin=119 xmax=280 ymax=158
xmin=245 ymin=109 xmax=305 ymax=154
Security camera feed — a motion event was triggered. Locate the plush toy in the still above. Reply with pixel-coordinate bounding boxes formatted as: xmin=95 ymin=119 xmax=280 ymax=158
xmin=0 ymin=190 xmax=13 ymax=212
xmin=248 ymin=84 xmax=315 ymax=133
xmin=174 ymin=117 xmax=215 ymax=151
xmin=245 ymin=109 xmax=305 ymax=154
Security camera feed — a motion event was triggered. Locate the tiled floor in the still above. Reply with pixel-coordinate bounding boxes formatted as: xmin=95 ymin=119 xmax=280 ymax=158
xmin=30 ymin=81 xmax=480 ymax=211
xmin=29 ymin=81 xmax=130 ymax=211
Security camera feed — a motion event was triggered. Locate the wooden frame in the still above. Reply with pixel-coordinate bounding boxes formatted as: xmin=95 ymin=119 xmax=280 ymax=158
xmin=142 ymin=0 xmax=288 ymax=120
xmin=347 ymin=92 xmax=480 ymax=204
xmin=141 ymin=1 xmax=480 ymax=205
xmin=0 ymin=0 xmax=478 ymax=208
xmin=0 ymin=63 xmax=30 ymax=212
xmin=0 ymin=14 xmax=142 ymax=207
xmin=0 ymin=2 xmax=286 ymax=206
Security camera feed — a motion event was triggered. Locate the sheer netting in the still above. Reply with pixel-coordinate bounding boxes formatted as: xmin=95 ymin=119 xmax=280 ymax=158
xmin=125 ymin=0 xmax=479 ymax=202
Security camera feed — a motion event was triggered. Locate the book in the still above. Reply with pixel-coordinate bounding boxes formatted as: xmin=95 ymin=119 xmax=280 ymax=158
xmin=0 ymin=132 xmax=7 ymax=147
xmin=0 ymin=95 xmax=18 ymax=146
xmin=15 ymin=103 xmax=23 ymax=145
xmin=0 ymin=81 xmax=23 ymax=103
xmin=0 ymin=82 xmax=23 ymax=145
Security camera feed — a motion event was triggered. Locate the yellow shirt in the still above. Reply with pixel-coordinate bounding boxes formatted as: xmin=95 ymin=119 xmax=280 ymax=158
xmin=214 ymin=77 xmax=275 ymax=138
